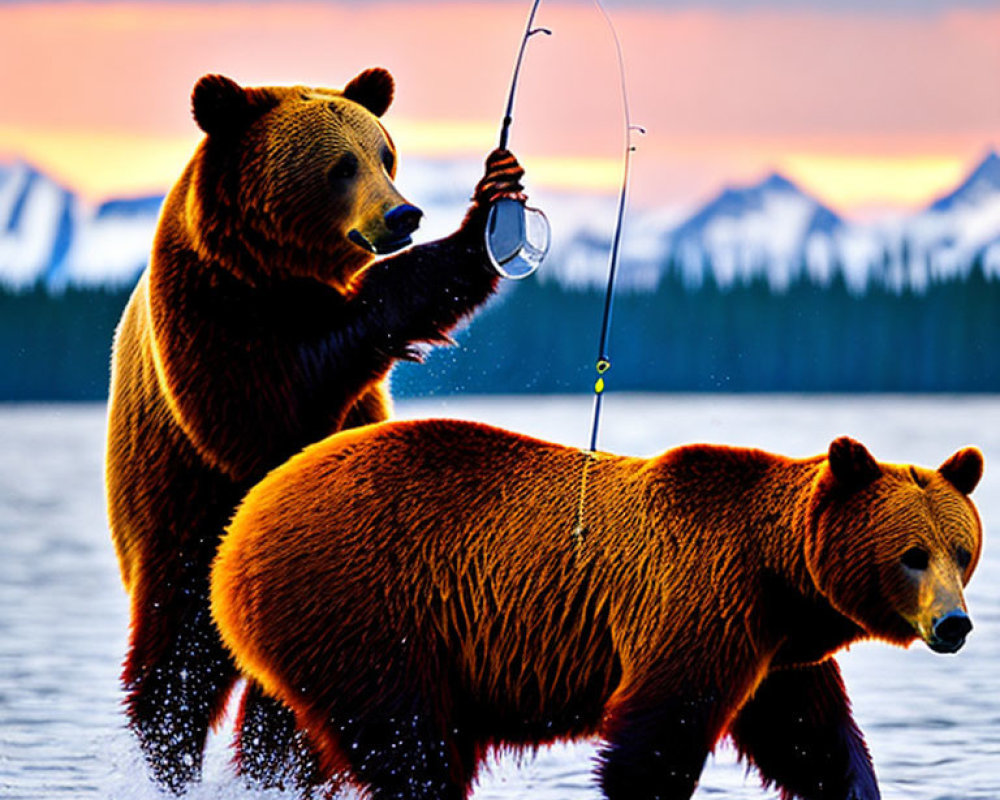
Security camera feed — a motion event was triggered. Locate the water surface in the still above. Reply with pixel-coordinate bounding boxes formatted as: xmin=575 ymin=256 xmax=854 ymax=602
xmin=1 ymin=396 xmax=998 ymax=799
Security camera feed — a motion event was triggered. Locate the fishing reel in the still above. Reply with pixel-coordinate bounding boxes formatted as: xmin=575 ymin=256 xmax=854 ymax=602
xmin=485 ymin=197 xmax=550 ymax=279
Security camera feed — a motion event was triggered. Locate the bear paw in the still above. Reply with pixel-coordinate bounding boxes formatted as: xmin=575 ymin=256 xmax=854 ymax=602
xmin=474 ymin=148 xmax=527 ymax=205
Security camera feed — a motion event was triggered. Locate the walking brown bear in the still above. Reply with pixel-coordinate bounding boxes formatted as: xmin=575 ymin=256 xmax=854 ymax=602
xmin=211 ymin=418 xmax=983 ymax=799
xmin=105 ymin=69 xmax=530 ymax=792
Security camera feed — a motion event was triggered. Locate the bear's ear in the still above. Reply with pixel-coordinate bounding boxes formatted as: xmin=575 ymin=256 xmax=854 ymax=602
xmin=192 ymin=74 xmax=279 ymax=137
xmin=938 ymin=447 xmax=983 ymax=495
xmin=343 ymin=68 xmax=395 ymax=117
xmin=827 ymin=436 xmax=881 ymax=489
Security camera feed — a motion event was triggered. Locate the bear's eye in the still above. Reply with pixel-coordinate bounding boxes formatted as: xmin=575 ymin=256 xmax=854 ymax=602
xmin=381 ymin=149 xmax=395 ymax=174
xmin=956 ymin=547 xmax=972 ymax=570
xmin=329 ymin=153 xmax=358 ymax=182
xmin=901 ymin=547 xmax=930 ymax=571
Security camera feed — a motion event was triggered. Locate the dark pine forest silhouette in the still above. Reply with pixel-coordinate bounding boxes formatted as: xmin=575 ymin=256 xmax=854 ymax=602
xmin=391 ymin=257 xmax=999 ymax=397
xmin=3 ymin=255 xmax=993 ymax=401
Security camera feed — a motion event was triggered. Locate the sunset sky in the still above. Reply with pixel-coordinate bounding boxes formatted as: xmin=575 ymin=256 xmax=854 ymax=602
xmin=1 ymin=0 xmax=997 ymax=216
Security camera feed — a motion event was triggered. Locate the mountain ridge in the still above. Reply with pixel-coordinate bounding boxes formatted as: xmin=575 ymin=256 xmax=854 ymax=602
xmin=929 ymin=149 xmax=1000 ymax=212
xmin=2 ymin=151 xmax=999 ymax=294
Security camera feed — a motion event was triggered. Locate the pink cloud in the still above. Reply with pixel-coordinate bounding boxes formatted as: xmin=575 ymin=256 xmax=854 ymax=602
xmin=1 ymin=2 xmax=996 ymax=211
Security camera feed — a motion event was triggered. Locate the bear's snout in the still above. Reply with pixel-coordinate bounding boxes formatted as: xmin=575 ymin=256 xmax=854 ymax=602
xmin=348 ymin=202 xmax=423 ymax=255
xmin=928 ymin=609 xmax=973 ymax=653
xmin=384 ymin=203 xmax=423 ymax=237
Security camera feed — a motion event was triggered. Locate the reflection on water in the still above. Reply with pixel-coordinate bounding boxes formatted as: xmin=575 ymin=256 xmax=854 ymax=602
xmin=1 ymin=397 xmax=998 ymax=799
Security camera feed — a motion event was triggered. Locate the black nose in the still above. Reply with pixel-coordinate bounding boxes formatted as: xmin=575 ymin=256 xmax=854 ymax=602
xmin=933 ymin=610 xmax=973 ymax=647
xmin=384 ymin=203 xmax=423 ymax=236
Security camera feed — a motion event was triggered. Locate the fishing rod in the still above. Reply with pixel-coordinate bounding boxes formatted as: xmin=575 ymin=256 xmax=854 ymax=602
xmin=586 ymin=0 xmax=644 ymax=453
xmin=484 ymin=0 xmax=552 ymax=279
xmin=497 ymin=0 xmax=550 ymax=151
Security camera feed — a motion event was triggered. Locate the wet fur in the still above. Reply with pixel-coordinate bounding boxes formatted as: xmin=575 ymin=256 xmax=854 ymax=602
xmin=212 ymin=419 xmax=982 ymax=799
xmin=106 ymin=70 xmax=523 ymax=792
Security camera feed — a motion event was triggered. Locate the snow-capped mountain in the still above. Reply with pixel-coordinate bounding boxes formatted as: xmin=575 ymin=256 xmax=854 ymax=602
xmin=907 ymin=151 xmax=1000 ymax=286
xmin=930 ymin=150 xmax=1000 ymax=213
xmin=526 ymin=151 xmax=999 ymax=293
xmin=0 ymin=162 xmax=76 ymax=289
xmin=0 ymin=161 xmax=160 ymax=291
xmin=60 ymin=193 xmax=163 ymax=289
xmin=2 ymin=150 xmax=999 ymax=294
xmin=665 ymin=172 xmax=843 ymax=291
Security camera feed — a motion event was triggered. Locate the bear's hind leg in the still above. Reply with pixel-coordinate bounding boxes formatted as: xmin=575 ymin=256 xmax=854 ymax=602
xmin=729 ymin=659 xmax=880 ymax=800
xmin=235 ymin=681 xmax=321 ymax=790
xmin=125 ymin=603 xmax=238 ymax=794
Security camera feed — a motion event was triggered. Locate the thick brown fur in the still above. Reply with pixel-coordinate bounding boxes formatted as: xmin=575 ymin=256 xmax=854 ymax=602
xmin=211 ymin=420 xmax=983 ymax=800
xmin=105 ymin=69 xmax=527 ymax=793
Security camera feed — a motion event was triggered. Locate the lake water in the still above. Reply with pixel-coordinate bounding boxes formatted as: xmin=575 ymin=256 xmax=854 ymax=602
xmin=1 ymin=395 xmax=998 ymax=799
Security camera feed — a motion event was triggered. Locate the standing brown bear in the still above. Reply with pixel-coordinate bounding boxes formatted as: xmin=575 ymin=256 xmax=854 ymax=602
xmin=105 ymin=69 xmax=528 ymax=792
xmin=212 ymin=419 xmax=984 ymax=800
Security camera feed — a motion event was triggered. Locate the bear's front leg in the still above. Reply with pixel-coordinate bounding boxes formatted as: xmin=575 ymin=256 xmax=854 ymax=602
xmin=343 ymin=149 xmax=525 ymax=358
xmin=729 ymin=659 xmax=880 ymax=800
xmin=598 ymin=689 xmax=726 ymax=800
xmin=337 ymin=694 xmax=473 ymax=800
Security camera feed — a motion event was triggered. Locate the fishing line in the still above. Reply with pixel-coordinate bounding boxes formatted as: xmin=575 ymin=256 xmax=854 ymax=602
xmin=573 ymin=0 xmax=644 ymax=553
